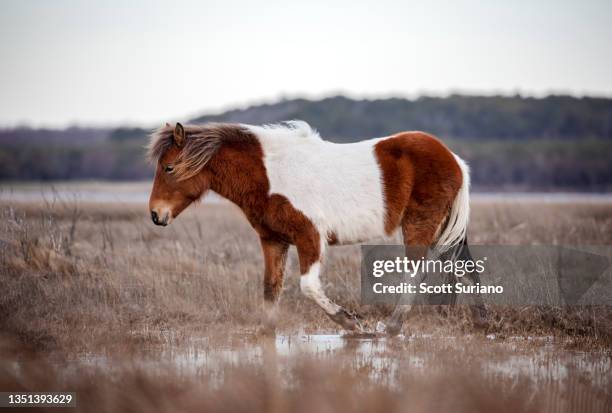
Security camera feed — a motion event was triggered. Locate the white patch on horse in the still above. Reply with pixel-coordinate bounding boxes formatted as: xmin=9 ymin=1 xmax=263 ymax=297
xmin=299 ymin=261 xmax=340 ymax=315
xmin=244 ymin=121 xmax=388 ymax=244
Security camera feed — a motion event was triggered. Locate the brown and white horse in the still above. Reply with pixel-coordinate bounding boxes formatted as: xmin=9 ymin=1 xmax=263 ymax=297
xmin=148 ymin=121 xmax=485 ymax=334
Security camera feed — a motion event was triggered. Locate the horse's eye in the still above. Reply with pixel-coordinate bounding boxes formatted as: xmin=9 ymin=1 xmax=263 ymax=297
xmin=164 ymin=165 xmax=174 ymax=173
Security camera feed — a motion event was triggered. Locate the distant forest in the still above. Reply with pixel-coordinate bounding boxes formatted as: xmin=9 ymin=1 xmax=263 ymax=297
xmin=1 ymin=94 xmax=611 ymax=191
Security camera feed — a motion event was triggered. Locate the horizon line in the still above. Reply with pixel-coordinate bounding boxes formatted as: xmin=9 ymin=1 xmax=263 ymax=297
xmin=2 ymin=89 xmax=612 ymax=131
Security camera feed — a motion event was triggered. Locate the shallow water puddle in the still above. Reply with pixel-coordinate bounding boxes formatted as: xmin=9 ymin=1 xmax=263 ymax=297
xmin=78 ymin=333 xmax=611 ymax=390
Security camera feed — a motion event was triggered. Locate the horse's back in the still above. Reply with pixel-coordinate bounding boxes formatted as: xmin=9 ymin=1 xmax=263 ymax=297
xmin=252 ymin=126 xmax=462 ymax=244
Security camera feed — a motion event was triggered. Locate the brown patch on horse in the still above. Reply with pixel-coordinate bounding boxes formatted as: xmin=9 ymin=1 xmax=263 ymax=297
xmin=150 ymin=123 xmax=322 ymax=273
xmin=374 ymin=132 xmax=462 ymax=236
xmin=204 ymin=129 xmax=322 ymax=272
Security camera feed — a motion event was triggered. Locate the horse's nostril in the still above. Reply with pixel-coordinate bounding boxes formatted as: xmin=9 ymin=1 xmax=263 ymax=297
xmin=151 ymin=210 xmax=159 ymax=224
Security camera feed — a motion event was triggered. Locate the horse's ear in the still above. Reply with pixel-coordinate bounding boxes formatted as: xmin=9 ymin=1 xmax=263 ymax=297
xmin=174 ymin=123 xmax=185 ymax=147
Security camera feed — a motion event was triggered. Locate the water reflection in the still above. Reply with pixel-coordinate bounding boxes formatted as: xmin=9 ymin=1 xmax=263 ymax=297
xmin=104 ymin=333 xmax=608 ymax=386
xmin=70 ymin=333 xmax=612 ymax=410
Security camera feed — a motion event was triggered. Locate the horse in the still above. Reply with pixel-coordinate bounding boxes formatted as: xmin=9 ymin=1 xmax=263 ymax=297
xmin=147 ymin=121 xmax=486 ymax=334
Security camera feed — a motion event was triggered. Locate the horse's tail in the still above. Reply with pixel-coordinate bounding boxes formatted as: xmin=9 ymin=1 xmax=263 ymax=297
xmin=435 ymin=154 xmax=470 ymax=252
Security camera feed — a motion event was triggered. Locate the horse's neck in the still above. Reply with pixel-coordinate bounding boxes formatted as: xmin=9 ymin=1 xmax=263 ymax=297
xmin=209 ymin=179 xmax=246 ymax=208
xmin=206 ymin=150 xmax=268 ymax=217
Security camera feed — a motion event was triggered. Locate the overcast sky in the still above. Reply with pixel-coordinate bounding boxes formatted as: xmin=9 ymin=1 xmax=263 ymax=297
xmin=1 ymin=0 xmax=611 ymax=127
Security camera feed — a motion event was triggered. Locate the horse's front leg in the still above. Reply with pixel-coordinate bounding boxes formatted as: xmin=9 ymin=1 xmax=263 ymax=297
xmin=260 ymin=237 xmax=289 ymax=334
xmin=297 ymin=236 xmax=359 ymax=332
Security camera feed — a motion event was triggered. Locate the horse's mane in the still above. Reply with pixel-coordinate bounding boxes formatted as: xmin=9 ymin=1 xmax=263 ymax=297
xmin=148 ymin=123 xmax=238 ymax=180
xmin=148 ymin=121 xmax=317 ymax=180
xmin=245 ymin=120 xmax=320 ymax=141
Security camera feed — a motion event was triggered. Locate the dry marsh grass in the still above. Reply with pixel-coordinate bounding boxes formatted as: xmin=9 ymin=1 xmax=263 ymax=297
xmin=1 ymin=198 xmax=612 ymax=351
xmin=1 ymin=195 xmax=612 ymax=412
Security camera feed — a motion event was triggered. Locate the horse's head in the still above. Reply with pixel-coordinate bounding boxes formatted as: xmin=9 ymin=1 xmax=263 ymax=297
xmin=148 ymin=123 xmax=211 ymax=226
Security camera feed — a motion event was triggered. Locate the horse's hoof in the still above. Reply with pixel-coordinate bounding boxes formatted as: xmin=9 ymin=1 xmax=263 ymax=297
xmin=329 ymin=309 xmax=359 ymax=331
xmin=375 ymin=320 xmax=402 ymax=336
xmin=258 ymin=317 xmax=278 ymax=336
xmin=258 ymin=324 xmax=277 ymax=337
xmin=472 ymin=317 xmax=489 ymax=331
xmin=471 ymin=306 xmax=488 ymax=330
xmin=384 ymin=322 xmax=403 ymax=337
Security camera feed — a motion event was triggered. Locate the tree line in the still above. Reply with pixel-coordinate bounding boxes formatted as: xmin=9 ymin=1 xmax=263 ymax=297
xmin=1 ymin=94 xmax=611 ymax=190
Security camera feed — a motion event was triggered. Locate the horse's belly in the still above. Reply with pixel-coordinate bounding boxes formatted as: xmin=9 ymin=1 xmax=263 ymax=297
xmin=283 ymin=178 xmax=387 ymax=245
xmin=325 ymin=207 xmax=387 ymax=244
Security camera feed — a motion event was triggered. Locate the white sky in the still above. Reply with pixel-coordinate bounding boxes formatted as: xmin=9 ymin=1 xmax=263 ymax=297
xmin=1 ymin=0 xmax=611 ymax=127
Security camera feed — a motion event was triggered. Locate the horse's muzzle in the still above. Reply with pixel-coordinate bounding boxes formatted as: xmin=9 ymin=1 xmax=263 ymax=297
xmin=150 ymin=210 xmax=168 ymax=226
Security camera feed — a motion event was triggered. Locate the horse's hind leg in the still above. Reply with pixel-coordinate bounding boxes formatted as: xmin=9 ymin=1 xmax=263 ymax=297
xmin=383 ymin=244 xmax=429 ymax=336
xmin=383 ymin=206 xmax=449 ymax=336
xmin=456 ymin=237 xmax=488 ymax=328
xmin=260 ymin=237 xmax=289 ymax=334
